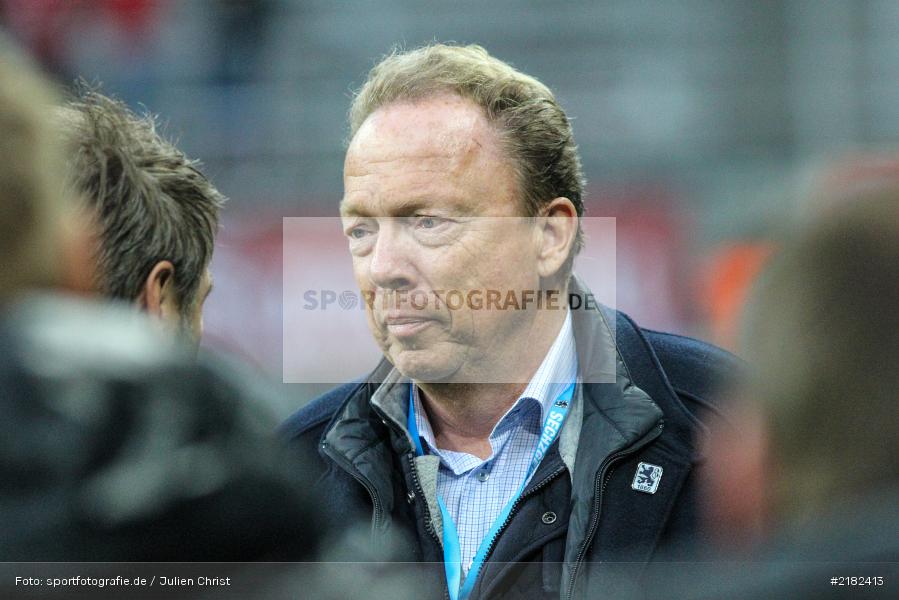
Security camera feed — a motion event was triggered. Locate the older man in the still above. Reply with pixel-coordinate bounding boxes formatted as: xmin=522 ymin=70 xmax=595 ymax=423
xmin=283 ymin=44 xmax=737 ymax=600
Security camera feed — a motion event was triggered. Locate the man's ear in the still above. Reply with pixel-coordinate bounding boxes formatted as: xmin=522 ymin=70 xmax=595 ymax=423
xmin=536 ymin=197 xmax=579 ymax=279
xmin=137 ymin=260 xmax=180 ymax=320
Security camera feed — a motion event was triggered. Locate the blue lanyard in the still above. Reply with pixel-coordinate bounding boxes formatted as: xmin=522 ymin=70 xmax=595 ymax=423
xmin=407 ymin=382 xmax=575 ymax=600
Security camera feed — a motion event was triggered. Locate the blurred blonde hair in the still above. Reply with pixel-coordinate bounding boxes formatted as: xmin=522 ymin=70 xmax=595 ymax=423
xmin=0 ymin=43 xmax=67 ymax=306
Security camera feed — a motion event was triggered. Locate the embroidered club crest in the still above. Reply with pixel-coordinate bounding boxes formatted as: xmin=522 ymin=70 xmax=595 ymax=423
xmin=631 ymin=462 xmax=663 ymax=494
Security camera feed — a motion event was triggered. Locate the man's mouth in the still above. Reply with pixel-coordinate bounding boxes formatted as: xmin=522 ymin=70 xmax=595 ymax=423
xmin=384 ymin=313 xmax=439 ymax=337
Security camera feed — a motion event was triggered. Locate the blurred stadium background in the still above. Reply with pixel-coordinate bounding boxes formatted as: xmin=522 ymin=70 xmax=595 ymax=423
xmin=4 ymin=0 xmax=895 ymax=409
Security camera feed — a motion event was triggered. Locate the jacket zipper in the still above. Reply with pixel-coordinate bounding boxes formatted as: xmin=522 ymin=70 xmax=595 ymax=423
xmin=405 ymin=452 xmax=450 ymax=600
xmin=321 ymin=441 xmax=384 ymax=534
xmin=470 ymin=465 xmax=567 ymax=599
xmin=320 ymin=400 xmax=417 ymax=537
xmin=324 ymin=440 xmax=449 ymax=599
xmin=563 ymin=422 xmax=664 ymax=600
xmin=406 ymin=452 xmax=441 ymax=544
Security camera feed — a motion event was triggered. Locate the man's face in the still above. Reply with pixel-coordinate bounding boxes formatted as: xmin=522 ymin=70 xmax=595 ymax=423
xmin=341 ymin=94 xmax=547 ymax=383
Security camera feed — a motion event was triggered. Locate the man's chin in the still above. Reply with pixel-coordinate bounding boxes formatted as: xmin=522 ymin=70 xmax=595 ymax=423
xmin=388 ymin=348 xmax=460 ymax=383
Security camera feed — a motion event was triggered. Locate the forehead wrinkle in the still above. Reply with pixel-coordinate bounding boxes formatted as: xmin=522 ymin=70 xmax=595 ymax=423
xmin=346 ymin=131 xmax=493 ymax=177
xmin=342 ymin=176 xmax=469 ymax=216
xmin=349 ymin=95 xmax=504 ymax=167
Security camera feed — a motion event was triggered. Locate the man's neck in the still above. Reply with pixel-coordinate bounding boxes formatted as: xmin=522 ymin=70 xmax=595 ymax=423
xmin=417 ymin=382 xmax=526 ymax=459
xmin=416 ymin=307 xmax=568 ymax=459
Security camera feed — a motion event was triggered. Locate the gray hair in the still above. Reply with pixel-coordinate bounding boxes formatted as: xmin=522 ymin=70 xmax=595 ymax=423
xmin=349 ymin=44 xmax=586 ymax=259
xmin=57 ymin=88 xmax=225 ymax=312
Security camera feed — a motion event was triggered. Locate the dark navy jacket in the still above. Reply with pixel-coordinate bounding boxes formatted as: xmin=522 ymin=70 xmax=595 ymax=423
xmin=282 ymin=285 xmax=738 ymax=600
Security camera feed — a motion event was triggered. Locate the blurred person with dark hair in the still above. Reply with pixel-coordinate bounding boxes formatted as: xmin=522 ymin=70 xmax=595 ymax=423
xmin=282 ymin=43 xmax=738 ymax=600
xmin=0 ymin=39 xmax=322 ymax=574
xmin=55 ymin=87 xmax=224 ymax=349
xmin=676 ymin=189 xmax=899 ymax=599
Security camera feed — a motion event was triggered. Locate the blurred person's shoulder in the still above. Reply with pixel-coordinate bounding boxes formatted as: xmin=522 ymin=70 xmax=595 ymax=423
xmin=3 ymin=293 xmax=282 ymax=427
xmin=5 ymin=293 xmax=189 ymax=377
xmin=0 ymin=294 xmax=319 ymax=561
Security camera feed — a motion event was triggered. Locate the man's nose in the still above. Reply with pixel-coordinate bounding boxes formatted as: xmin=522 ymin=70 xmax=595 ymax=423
xmin=368 ymin=222 xmax=415 ymax=290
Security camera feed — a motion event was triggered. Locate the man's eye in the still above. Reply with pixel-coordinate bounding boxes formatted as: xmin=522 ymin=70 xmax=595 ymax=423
xmin=416 ymin=216 xmax=443 ymax=229
xmin=349 ymin=227 xmax=370 ymax=239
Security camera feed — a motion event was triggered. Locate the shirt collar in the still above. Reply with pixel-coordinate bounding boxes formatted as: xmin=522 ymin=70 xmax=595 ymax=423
xmin=520 ymin=309 xmax=577 ymax=423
